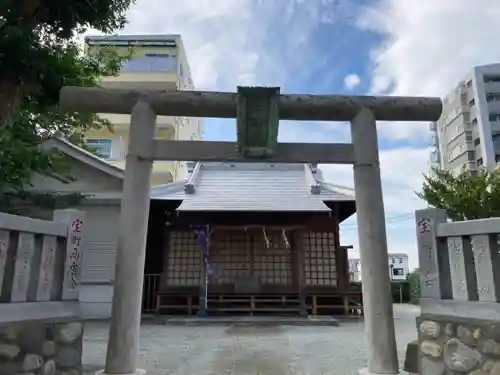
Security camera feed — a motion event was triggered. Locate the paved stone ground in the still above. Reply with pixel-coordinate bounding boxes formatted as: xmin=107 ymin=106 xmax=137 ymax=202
xmin=82 ymin=304 xmax=420 ymax=375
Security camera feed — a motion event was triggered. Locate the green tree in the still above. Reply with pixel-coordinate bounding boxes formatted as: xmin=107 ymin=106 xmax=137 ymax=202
xmin=0 ymin=0 xmax=133 ymax=213
xmin=407 ymin=269 xmax=421 ymax=304
xmin=416 ymin=166 xmax=500 ymax=221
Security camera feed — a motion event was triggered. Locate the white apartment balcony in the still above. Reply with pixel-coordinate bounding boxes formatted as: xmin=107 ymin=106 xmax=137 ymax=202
xmin=491 ymin=120 xmax=500 ymax=135
xmin=430 ymin=149 xmax=440 ymax=163
xmin=429 ymin=134 xmax=439 ymax=147
xmin=485 ymin=81 xmax=500 ymax=93
xmin=488 ymin=98 xmax=500 ymax=113
xmin=100 ymin=78 xmax=177 ymax=90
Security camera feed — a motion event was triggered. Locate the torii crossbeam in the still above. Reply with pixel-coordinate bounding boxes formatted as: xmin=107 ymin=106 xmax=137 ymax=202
xmin=59 ymin=86 xmax=442 ymax=375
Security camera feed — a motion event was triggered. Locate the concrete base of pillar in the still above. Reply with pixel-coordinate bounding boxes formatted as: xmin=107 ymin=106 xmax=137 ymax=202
xmin=95 ymin=369 xmax=146 ymax=375
xmin=359 ymin=367 xmax=403 ymax=375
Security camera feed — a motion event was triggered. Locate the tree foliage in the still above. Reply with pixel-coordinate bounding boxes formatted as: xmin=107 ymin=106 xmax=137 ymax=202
xmin=0 ymin=0 xmax=134 ymax=213
xmin=407 ymin=269 xmax=421 ymax=304
xmin=416 ymin=166 xmax=500 ymax=221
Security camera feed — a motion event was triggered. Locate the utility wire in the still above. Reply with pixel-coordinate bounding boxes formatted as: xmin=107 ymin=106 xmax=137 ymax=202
xmin=340 ymin=213 xmax=414 ymax=228
xmin=340 ymin=213 xmax=415 ymax=231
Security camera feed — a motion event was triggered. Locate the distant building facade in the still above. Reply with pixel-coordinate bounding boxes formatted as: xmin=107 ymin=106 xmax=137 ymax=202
xmin=349 ymin=253 xmax=409 ymax=282
xmin=429 ymin=63 xmax=500 ymax=174
xmin=83 ymin=34 xmax=204 ymax=185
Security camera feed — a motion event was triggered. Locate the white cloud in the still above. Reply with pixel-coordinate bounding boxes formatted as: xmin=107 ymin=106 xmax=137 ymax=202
xmin=121 ymin=0 xmax=354 ymax=91
xmin=358 ymin=0 xmax=500 ymax=142
xmin=321 ymin=143 xmax=429 ymax=270
xmin=343 ymin=73 xmax=361 ymax=90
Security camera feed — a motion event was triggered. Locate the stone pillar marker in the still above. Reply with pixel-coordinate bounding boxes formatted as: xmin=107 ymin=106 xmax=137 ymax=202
xmin=54 ymin=208 xmax=86 ymax=301
xmin=101 ymin=101 xmax=156 ymax=375
xmin=350 ymin=108 xmax=399 ymax=375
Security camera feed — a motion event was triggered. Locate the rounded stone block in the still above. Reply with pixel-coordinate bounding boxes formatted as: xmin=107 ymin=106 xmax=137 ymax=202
xmin=55 ymin=347 xmax=81 ymax=368
xmin=58 ymin=369 xmax=81 ymax=375
xmin=41 ymin=341 xmax=57 ymax=357
xmin=55 ymin=322 xmax=83 ymax=344
xmin=41 ymin=359 xmax=56 ymax=375
xmin=358 ymin=367 xmax=403 ymax=375
xmin=420 ymin=357 xmax=445 ymax=375
xmin=419 ymin=321 xmax=441 ymax=338
xmin=478 ymin=338 xmax=500 ymax=356
xmin=421 ymin=340 xmax=443 ymax=358
xmin=22 ymin=353 xmax=44 ymax=372
xmin=444 ymin=338 xmax=481 ymax=372
xmin=490 ymin=362 xmax=500 ymax=375
xmin=95 ymin=369 xmax=146 ymax=375
xmin=0 ymin=342 xmax=21 ymax=359
xmin=17 ymin=323 xmax=46 ymax=353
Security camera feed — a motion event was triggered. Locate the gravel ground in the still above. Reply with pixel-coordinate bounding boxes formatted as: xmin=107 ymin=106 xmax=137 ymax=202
xmin=82 ymin=304 xmax=420 ymax=375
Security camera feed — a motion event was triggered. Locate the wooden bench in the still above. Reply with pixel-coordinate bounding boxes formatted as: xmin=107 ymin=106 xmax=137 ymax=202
xmin=307 ymin=292 xmax=363 ymax=316
xmin=155 ymin=293 xmax=198 ymax=315
xmin=207 ymin=294 xmax=302 ymax=315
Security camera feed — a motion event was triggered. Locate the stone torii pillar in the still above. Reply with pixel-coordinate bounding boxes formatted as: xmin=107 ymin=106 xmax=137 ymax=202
xmin=59 ymin=86 xmax=442 ymax=375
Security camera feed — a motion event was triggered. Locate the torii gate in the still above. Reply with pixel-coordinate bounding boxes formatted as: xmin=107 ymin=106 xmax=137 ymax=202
xmin=59 ymin=86 xmax=442 ymax=375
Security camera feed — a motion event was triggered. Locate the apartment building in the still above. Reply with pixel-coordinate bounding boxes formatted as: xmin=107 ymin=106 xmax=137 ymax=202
xmin=84 ymin=34 xmax=204 ymax=185
xmin=429 ymin=63 xmax=500 ymax=173
xmin=349 ymin=253 xmax=409 ymax=282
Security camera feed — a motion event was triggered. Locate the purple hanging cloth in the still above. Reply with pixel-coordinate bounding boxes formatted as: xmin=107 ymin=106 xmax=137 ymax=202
xmin=193 ymin=225 xmax=210 ymax=265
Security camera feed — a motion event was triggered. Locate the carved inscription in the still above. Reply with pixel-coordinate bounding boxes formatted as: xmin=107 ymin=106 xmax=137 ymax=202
xmin=37 ymin=235 xmax=57 ymax=301
xmin=447 ymin=237 xmax=469 ymax=301
xmin=11 ymin=232 xmax=35 ymax=302
xmin=471 ymin=234 xmax=498 ymax=302
xmin=62 ymin=217 xmax=84 ymax=300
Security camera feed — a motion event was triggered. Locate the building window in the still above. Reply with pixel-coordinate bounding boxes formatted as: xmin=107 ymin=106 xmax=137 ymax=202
xmin=478 ymin=157 xmax=483 ymax=166
xmin=484 ymin=76 xmax=500 ymax=83
xmin=466 ymin=80 xmax=472 ymax=88
xmin=467 ymin=151 xmax=475 ymax=161
xmin=469 ymin=98 xmax=475 ymax=107
xmin=465 ymin=131 xmax=472 ymax=142
xmin=486 ymin=93 xmax=500 ymax=102
xmin=490 ymin=114 xmax=500 ymax=122
xmin=392 ymin=268 xmax=404 ymax=277
xmin=121 ymin=54 xmax=177 ymax=73
xmin=399 ymin=258 xmax=403 ymax=264
xmin=472 ymin=118 xmax=478 ymax=125
xmin=474 ymin=137 xmax=481 ymax=146
xmin=87 ymin=139 xmax=112 ymax=159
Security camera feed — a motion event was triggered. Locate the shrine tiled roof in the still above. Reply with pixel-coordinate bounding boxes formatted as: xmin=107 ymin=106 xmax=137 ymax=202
xmin=150 ymin=162 xmax=355 ymax=212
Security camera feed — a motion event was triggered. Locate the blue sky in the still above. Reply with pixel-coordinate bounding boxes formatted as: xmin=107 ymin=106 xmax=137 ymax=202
xmin=117 ymin=0 xmax=500 ymax=269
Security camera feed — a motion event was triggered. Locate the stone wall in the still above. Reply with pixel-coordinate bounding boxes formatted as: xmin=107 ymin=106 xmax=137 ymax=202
xmin=418 ymin=315 xmax=500 ymax=375
xmin=0 ymin=319 xmax=83 ymax=375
